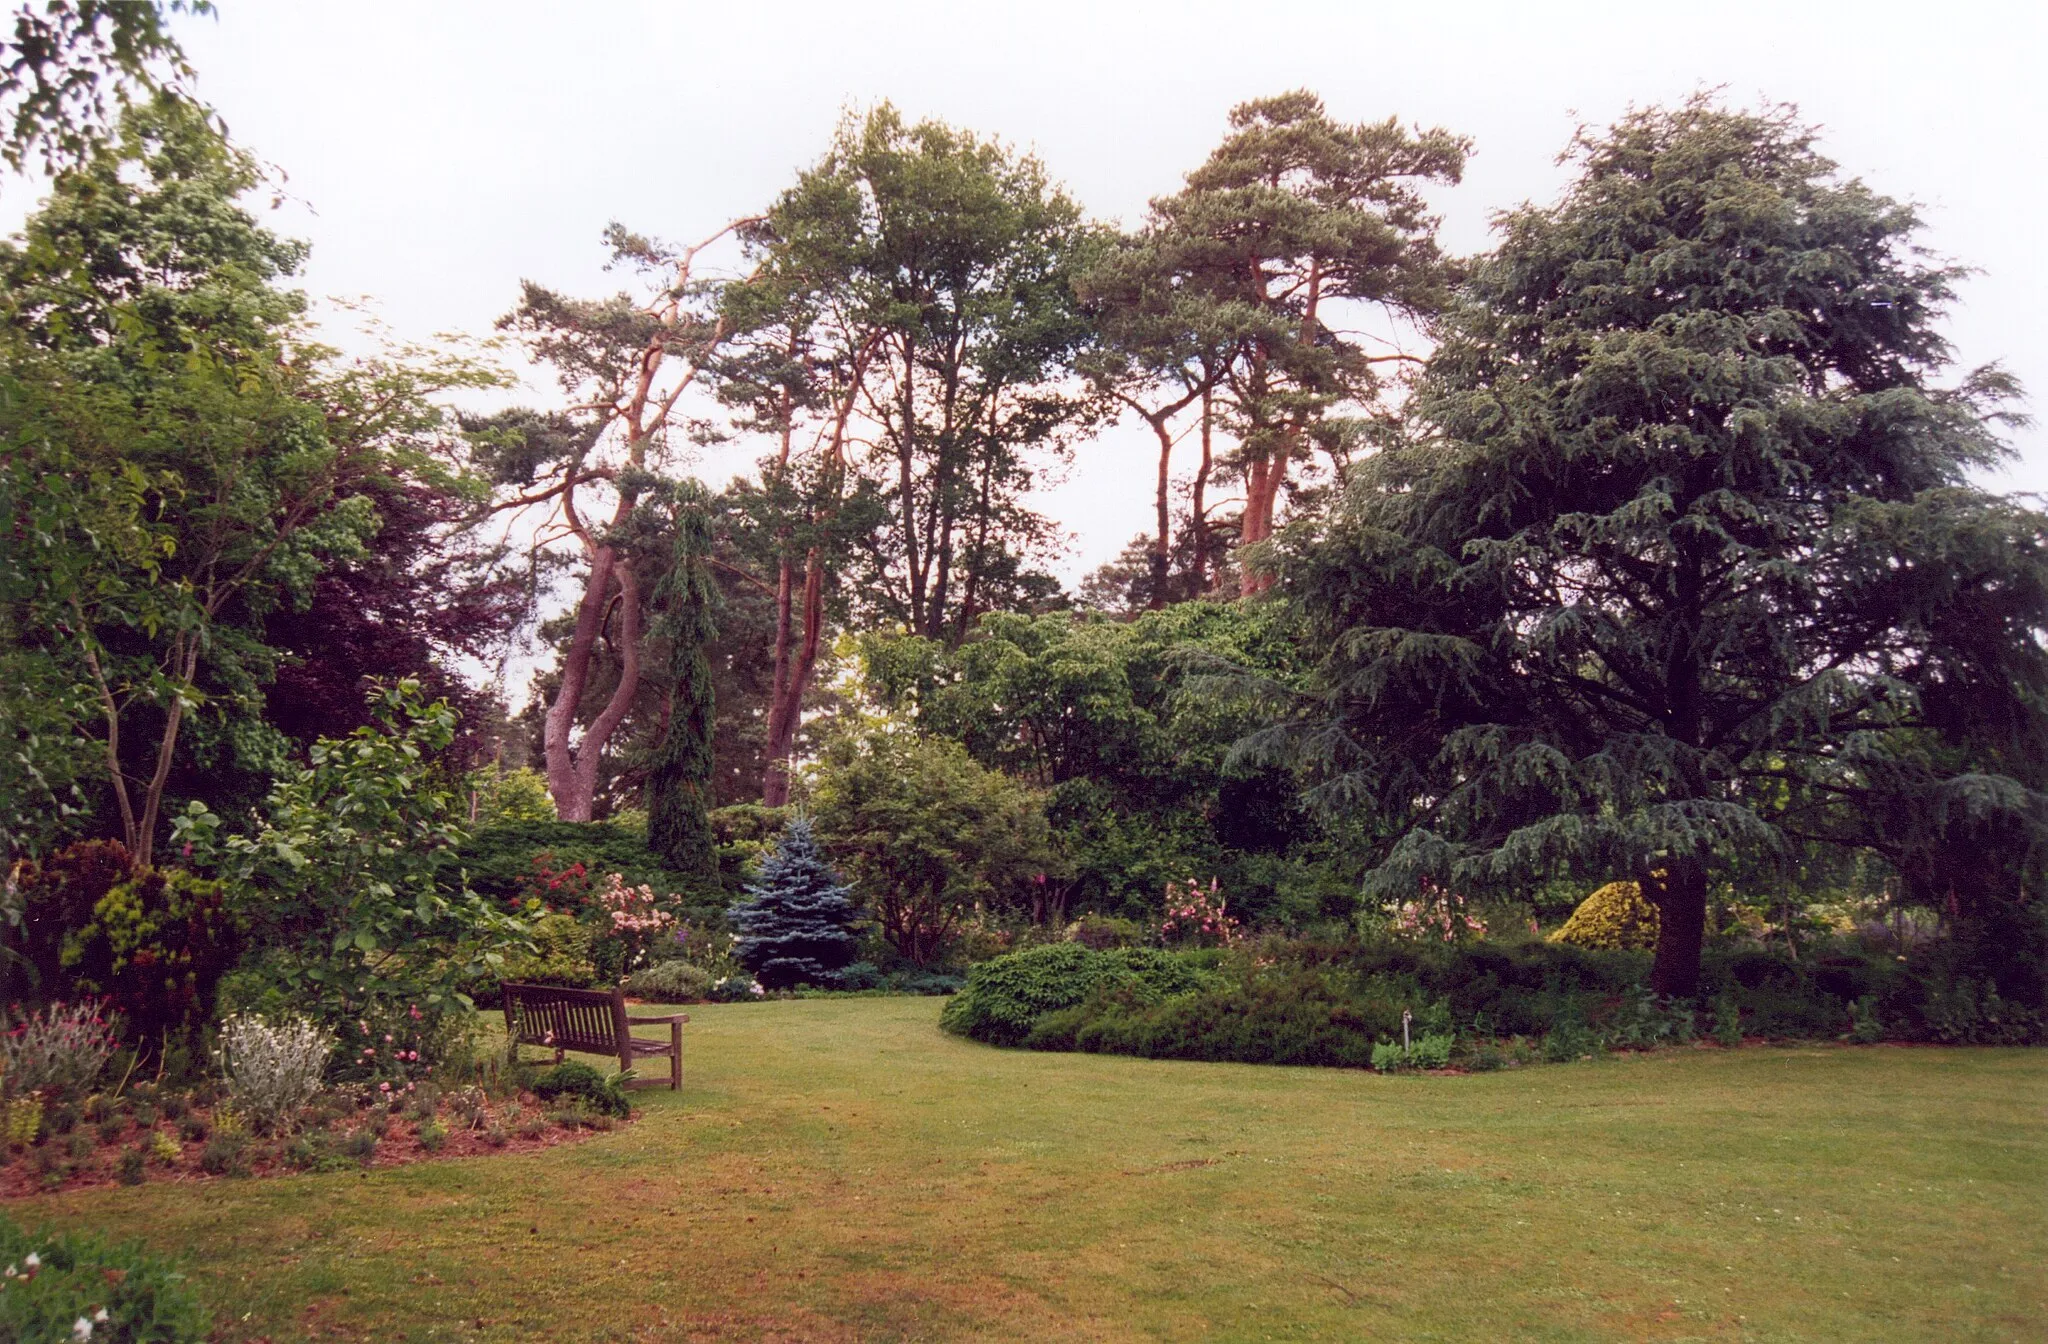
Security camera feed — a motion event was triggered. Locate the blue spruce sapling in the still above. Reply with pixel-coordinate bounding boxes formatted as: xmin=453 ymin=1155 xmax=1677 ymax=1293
xmin=729 ymin=819 xmax=861 ymax=989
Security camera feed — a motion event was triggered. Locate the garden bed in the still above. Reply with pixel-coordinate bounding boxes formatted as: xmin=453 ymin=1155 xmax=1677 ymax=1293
xmin=0 ymin=1085 xmax=633 ymax=1200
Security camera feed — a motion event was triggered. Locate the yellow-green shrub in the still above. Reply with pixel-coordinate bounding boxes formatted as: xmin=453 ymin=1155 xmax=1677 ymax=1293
xmin=1547 ymin=881 xmax=1660 ymax=950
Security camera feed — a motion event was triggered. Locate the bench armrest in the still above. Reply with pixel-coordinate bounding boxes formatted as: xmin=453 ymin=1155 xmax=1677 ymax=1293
xmin=627 ymin=1013 xmax=690 ymax=1025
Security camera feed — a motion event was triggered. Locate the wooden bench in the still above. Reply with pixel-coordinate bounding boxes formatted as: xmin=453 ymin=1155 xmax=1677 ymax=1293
xmin=501 ymin=982 xmax=687 ymax=1091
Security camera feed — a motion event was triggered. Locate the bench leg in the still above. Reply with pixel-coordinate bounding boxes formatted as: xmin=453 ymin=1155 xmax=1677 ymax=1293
xmin=670 ymin=1021 xmax=682 ymax=1091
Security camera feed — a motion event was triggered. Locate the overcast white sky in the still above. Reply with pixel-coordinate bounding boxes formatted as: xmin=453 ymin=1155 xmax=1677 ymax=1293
xmin=36 ymin=1 xmax=2048 ymax=589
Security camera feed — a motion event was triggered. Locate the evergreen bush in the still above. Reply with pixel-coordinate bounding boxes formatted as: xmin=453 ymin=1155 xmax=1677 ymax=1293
xmin=939 ymin=943 xmax=1219 ymax=1046
xmin=1546 ymin=881 xmax=1660 ymax=951
xmin=729 ymin=819 xmax=862 ymax=990
xmin=622 ymin=960 xmax=713 ymax=1002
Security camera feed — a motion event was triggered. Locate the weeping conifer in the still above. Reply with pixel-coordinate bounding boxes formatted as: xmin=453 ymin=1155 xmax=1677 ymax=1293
xmin=645 ymin=481 xmax=718 ymax=874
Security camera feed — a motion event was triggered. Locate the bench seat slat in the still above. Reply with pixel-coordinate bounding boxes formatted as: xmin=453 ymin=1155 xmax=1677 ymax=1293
xmin=501 ymin=982 xmax=684 ymax=1091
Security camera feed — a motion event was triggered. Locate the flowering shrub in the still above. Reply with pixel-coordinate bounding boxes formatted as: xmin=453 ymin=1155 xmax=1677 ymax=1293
xmin=708 ymin=976 xmax=764 ymax=1002
xmin=1385 ymin=880 xmax=1488 ymax=943
xmin=1160 ymin=878 xmax=1237 ymax=947
xmin=213 ymin=1014 xmax=332 ymax=1135
xmin=1 ymin=1003 xmax=118 ymax=1101
xmin=516 ymin=854 xmax=594 ymax=912
xmin=590 ymin=873 xmax=677 ymax=974
xmin=329 ymin=999 xmax=437 ymax=1093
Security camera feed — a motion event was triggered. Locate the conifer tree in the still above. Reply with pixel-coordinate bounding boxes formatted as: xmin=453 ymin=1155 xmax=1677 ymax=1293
xmin=645 ymin=481 xmax=718 ymax=873
xmin=730 ymin=818 xmax=861 ymax=988
xmin=1269 ymin=99 xmax=2048 ymax=998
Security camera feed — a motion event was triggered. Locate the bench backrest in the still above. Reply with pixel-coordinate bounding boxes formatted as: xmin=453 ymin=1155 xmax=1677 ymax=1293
xmin=502 ymin=983 xmax=629 ymax=1059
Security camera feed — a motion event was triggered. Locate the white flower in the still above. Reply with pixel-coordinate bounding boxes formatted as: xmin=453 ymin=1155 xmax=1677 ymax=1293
xmin=71 ymin=1317 xmax=92 ymax=1341
xmin=24 ymin=1253 xmax=40 ymax=1270
xmin=94 ymin=1309 xmax=109 ymax=1323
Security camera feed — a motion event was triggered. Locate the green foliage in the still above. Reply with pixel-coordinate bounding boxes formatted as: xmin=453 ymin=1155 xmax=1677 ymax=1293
xmin=494 ymin=912 xmax=598 ymax=991
xmin=938 ymin=943 xmax=1217 ymax=1046
xmin=1712 ymin=991 xmax=1744 ymax=1047
xmin=458 ymin=820 xmax=725 ymax=921
xmin=0 ymin=0 xmax=207 ymax=176
xmin=734 ymin=102 xmax=1100 ymax=640
xmin=182 ymin=681 xmax=532 ymax=1050
xmin=981 ymin=935 xmax=1916 ymax=1070
xmin=645 ymin=480 xmax=719 ymax=874
xmin=1547 ymin=881 xmax=1660 ymax=952
xmin=1268 ymin=97 xmax=2048 ymax=999
xmin=858 ymin=603 xmax=1325 ymax=925
xmin=1410 ymin=1033 xmax=1453 ymax=1069
xmin=622 ymin=959 xmax=712 ymax=1003
xmin=812 ymin=724 xmax=1058 ymax=966
xmin=468 ymin=767 xmax=556 ymax=827
xmin=527 ymin=1062 xmax=629 ymax=1119
xmin=730 ymin=818 xmax=861 ymax=989
xmin=0 ymin=1209 xmax=210 ymax=1341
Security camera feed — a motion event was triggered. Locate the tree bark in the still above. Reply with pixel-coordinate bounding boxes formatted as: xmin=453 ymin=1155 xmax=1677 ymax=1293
xmin=1191 ymin=387 xmax=1214 ymax=593
xmin=1646 ymin=855 xmax=1708 ymax=998
xmin=1148 ymin=411 xmax=1173 ymax=609
xmin=761 ymin=548 xmax=823 ymax=808
xmin=898 ymin=333 xmax=923 ymax=632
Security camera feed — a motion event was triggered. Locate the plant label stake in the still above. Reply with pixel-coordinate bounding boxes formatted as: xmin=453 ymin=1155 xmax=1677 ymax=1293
xmin=1402 ymin=1008 xmax=1412 ymax=1057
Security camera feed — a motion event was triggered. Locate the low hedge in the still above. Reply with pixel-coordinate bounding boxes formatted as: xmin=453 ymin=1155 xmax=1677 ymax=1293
xmin=943 ymin=935 xmax=2017 ymax=1069
xmin=938 ymin=943 xmax=1221 ymax=1046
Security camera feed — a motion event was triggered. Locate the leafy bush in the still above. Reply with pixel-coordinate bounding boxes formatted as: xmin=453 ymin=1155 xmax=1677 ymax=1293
xmin=622 ymin=960 xmax=712 ymax=1002
xmin=3 ymin=843 xmax=241 ymax=1056
xmin=1027 ymin=963 xmax=1409 ymax=1068
xmin=2 ymin=1002 xmax=118 ymax=1101
xmin=526 ymin=1062 xmax=630 ymax=1118
xmin=1410 ymin=1032 xmax=1453 ymax=1069
xmin=1067 ymin=915 xmax=1147 ymax=950
xmin=459 ymin=820 xmax=726 ymax=922
xmin=1547 ymin=881 xmax=1660 ymax=950
xmin=493 ymin=912 xmax=598 ymax=992
xmin=197 ymin=1131 xmax=248 ymax=1176
xmin=0 ymin=1211 xmax=211 ymax=1342
xmin=213 ymin=1013 xmax=331 ymax=1135
xmin=1370 ymin=1041 xmax=1403 ymax=1073
xmin=4 ymin=1098 xmax=41 ymax=1149
xmin=707 ymin=976 xmax=762 ymax=1002
xmin=939 ymin=943 xmax=1217 ymax=1046
xmin=178 ymin=682 xmax=534 ymax=1052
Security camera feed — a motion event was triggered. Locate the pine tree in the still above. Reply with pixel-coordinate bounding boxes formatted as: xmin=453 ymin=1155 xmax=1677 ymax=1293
xmin=730 ymin=818 xmax=861 ymax=988
xmin=645 ymin=480 xmax=718 ymax=873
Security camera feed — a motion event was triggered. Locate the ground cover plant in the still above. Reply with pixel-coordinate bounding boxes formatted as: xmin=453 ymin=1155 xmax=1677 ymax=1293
xmin=16 ymin=997 xmax=2042 ymax=1341
xmin=0 ymin=1210 xmax=211 ymax=1342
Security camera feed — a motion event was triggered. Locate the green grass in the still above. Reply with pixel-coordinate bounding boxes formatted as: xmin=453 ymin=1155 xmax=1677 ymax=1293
xmin=30 ymin=998 xmax=2047 ymax=1342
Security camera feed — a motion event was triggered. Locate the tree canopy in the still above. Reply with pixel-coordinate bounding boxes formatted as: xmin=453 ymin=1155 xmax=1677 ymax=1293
xmin=1265 ymin=99 xmax=2047 ymax=995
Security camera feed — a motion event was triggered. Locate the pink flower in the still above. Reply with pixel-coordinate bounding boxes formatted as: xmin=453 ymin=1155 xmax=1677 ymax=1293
xmin=379 ymin=1082 xmax=391 ymax=1093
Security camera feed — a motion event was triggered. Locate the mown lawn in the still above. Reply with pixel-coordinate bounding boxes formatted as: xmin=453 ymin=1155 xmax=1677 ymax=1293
xmin=27 ymin=997 xmax=2046 ymax=1342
